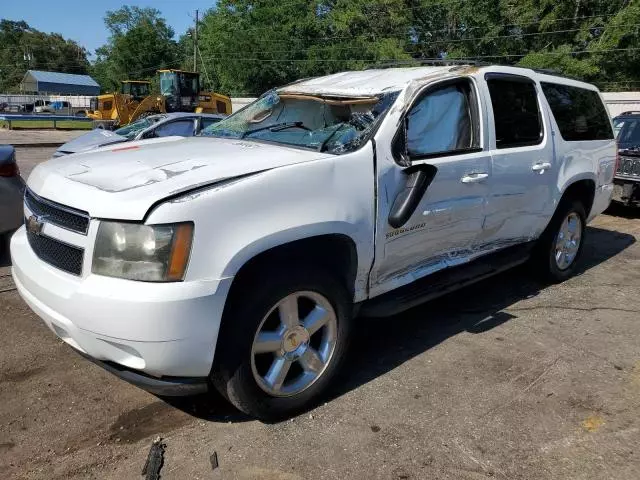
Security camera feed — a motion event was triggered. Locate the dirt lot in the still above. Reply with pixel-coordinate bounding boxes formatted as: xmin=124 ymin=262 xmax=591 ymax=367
xmin=1 ymin=146 xmax=639 ymax=480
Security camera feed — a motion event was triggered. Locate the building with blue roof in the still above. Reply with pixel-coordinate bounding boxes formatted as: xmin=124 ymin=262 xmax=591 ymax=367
xmin=20 ymin=70 xmax=100 ymax=96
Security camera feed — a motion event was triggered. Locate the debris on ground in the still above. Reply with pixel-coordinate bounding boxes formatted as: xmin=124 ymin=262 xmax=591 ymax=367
xmin=142 ymin=436 xmax=166 ymax=480
xmin=210 ymin=451 xmax=219 ymax=471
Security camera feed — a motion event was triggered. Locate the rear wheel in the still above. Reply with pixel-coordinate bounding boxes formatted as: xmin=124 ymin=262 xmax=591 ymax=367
xmin=533 ymin=199 xmax=586 ymax=282
xmin=211 ymin=266 xmax=352 ymax=420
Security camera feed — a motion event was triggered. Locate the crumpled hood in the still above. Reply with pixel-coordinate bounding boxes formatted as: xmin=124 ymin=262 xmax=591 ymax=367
xmin=56 ymin=129 xmax=128 ymax=155
xmin=28 ymin=136 xmax=330 ymax=220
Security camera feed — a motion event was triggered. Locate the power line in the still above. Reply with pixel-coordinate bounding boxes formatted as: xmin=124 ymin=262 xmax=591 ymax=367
xmin=194 ymin=46 xmax=640 ymax=63
xmin=215 ymin=12 xmax=619 ymax=44
xmin=194 ymin=24 xmax=640 ymax=58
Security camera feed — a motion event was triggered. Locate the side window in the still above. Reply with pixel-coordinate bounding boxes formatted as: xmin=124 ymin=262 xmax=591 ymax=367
xmin=541 ymin=83 xmax=614 ymax=141
xmin=216 ymin=100 xmax=228 ymax=114
xmin=201 ymin=117 xmax=222 ymax=129
xmin=405 ymin=82 xmax=476 ymax=158
xmin=153 ymin=119 xmax=195 ymax=137
xmin=103 ymin=100 xmax=113 ymax=111
xmin=486 ymin=77 xmax=542 ymax=149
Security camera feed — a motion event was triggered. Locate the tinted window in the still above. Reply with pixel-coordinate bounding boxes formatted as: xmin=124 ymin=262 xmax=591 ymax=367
xmin=541 ymin=83 xmax=613 ymax=141
xmin=616 ymin=118 xmax=640 ymax=145
xmin=487 ymin=78 xmax=542 ymax=149
xmin=201 ymin=117 xmax=222 ymax=129
xmin=406 ymin=83 xmax=474 ymax=157
xmin=153 ymin=119 xmax=195 ymax=137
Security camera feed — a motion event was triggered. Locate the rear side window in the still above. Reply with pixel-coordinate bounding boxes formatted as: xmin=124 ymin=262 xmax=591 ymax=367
xmin=153 ymin=119 xmax=195 ymax=137
xmin=486 ymin=78 xmax=543 ymax=149
xmin=541 ymin=83 xmax=613 ymax=141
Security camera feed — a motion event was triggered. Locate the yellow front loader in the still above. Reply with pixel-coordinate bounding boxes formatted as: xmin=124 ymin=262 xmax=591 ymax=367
xmin=88 ymin=71 xmax=232 ymax=129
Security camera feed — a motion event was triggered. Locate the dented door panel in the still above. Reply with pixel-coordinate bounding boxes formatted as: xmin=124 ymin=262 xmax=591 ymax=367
xmin=370 ymin=150 xmax=491 ymax=297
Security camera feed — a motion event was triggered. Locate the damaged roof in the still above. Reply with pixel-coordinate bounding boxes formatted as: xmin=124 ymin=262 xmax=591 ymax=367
xmin=278 ymin=67 xmax=453 ymax=97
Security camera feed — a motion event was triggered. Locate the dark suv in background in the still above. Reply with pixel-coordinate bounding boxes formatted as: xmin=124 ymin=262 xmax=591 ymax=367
xmin=613 ymin=111 xmax=640 ymax=206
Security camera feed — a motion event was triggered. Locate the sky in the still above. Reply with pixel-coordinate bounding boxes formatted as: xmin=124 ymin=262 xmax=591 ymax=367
xmin=1 ymin=0 xmax=217 ymax=57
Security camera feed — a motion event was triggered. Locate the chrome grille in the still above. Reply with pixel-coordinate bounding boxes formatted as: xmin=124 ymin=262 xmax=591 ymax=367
xmin=24 ymin=189 xmax=90 ymax=235
xmin=26 ymin=229 xmax=84 ymax=276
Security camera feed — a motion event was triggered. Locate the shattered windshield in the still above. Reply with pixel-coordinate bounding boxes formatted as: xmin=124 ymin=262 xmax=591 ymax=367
xmin=115 ymin=115 xmax=165 ymax=139
xmin=201 ymin=90 xmax=399 ymax=154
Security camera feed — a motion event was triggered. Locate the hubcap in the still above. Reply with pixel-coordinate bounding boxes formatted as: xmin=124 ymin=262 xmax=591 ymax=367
xmin=554 ymin=212 xmax=582 ymax=270
xmin=250 ymin=291 xmax=338 ymax=397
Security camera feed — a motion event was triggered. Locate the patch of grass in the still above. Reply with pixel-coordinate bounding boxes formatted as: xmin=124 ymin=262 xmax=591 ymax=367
xmin=0 ymin=119 xmax=92 ymax=130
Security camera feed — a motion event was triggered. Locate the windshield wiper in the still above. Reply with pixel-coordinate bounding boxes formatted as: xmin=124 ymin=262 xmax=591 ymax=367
xmin=241 ymin=121 xmax=311 ymax=139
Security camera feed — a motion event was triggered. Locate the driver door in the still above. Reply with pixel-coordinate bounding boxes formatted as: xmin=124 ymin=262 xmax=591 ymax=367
xmin=369 ymin=78 xmax=492 ymax=297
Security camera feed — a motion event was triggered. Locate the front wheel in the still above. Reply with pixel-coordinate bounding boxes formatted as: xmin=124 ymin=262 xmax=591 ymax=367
xmin=211 ymin=266 xmax=352 ymax=420
xmin=533 ymin=199 xmax=586 ymax=283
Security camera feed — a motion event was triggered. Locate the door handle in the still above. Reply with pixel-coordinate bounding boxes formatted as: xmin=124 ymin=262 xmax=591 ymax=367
xmin=532 ymin=162 xmax=552 ymax=172
xmin=461 ymin=172 xmax=489 ymax=183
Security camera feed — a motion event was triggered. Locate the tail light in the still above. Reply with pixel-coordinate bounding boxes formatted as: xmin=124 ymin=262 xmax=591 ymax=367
xmin=0 ymin=162 xmax=19 ymax=177
xmin=615 ymin=147 xmax=621 ymax=174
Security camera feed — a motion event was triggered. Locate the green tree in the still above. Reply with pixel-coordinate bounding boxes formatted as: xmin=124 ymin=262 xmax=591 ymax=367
xmin=0 ymin=19 xmax=90 ymax=92
xmin=189 ymin=0 xmax=640 ymax=94
xmin=91 ymin=6 xmax=180 ymax=93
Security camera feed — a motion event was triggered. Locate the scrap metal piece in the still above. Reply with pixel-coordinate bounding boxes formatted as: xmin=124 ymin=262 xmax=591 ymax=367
xmin=210 ymin=451 xmax=219 ymax=470
xmin=142 ymin=436 xmax=165 ymax=480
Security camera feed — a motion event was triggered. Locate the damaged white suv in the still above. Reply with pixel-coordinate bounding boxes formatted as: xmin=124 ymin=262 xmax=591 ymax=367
xmin=11 ymin=66 xmax=615 ymax=419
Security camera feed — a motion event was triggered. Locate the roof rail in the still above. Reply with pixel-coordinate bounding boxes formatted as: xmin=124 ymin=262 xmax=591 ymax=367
xmin=367 ymin=58 xmax=490 ymax=69
xmin=620 ymin=111 xmax=640 ymax=116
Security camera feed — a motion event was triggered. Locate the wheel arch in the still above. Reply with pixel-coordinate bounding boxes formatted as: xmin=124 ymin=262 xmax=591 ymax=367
xmin=559 ymin=176 xmax=596 ymax=217
xmin=225 ymin=232 xmax=360 ymax=305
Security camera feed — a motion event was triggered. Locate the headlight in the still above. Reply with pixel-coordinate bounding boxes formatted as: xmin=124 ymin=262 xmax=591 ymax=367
xmin=92 ymin=222 xmax=193 ymax=282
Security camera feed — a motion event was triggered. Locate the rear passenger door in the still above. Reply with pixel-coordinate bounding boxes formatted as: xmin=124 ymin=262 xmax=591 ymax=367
xmin=480 ymin=74 xmax=555 ymax=248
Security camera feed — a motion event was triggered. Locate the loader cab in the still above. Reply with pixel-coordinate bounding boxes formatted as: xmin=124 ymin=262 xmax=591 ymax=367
xmin=158 ymin=69 xmax=200 ymax=113
xmin=121 ymin=80 xmax=151 ymax=101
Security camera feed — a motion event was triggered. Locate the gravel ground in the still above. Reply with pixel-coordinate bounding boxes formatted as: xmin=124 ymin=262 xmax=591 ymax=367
xmin=0 ymin=129 xmax=84 ymax=147
xmin=1 ymin=147 xmax=639 ymax=480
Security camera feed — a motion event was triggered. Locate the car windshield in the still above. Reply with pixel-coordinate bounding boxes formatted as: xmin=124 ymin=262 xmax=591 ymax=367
xmin=200 ymin=90 xmax=399 ymax=154
xmin=115 ymin=115 xmax=165 ymax=139
xmin=616 ymin=118 xmax=640 ymax=146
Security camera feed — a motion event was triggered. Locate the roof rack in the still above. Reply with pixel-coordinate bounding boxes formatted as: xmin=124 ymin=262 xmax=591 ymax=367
xmin=369 ymin=59 xmax=489 ymax=69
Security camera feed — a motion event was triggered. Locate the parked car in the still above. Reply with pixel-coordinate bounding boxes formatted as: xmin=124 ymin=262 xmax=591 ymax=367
xmin=33 ymin=99 xmax=51 ymax=113
xmin=0 ymin=145 xmax=25 ymax=254
xmin=11 ymin=66 xmax=615 ymax=419
xmin=612 ymin=111 xmax=640 ymax=206
xmin=42 ymin=100 xmax=71 ymax=113
xmin=52 ymin=113 xmax=226 ymax=157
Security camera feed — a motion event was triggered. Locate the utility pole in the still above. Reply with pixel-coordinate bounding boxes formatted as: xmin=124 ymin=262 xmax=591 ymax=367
xmin=194 ymin=9 xmax=198 ymax=72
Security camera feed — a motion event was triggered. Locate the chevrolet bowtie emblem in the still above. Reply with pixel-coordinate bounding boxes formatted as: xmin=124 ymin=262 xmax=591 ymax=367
xmin=26 ymin=215 xmax=45 ymax=235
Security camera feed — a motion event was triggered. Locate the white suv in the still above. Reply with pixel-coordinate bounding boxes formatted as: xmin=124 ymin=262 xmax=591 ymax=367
xmin=11 ymin=66 xmax=615 ymax=419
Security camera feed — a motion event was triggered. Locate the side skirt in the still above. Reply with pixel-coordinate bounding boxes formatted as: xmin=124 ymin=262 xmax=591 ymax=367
xmin=359 ymin=242 xmax=534 ymax=318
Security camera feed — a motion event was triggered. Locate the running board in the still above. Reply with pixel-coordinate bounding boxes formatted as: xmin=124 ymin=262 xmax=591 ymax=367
xmin=360 ymin=243 xmax=534 ymax=318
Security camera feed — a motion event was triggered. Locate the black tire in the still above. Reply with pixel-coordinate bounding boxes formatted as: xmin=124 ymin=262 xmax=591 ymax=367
xmin=211 ymin=265 xmax=352 ymax=421
xmin=533 ymin=198 xmax=586 ymax=283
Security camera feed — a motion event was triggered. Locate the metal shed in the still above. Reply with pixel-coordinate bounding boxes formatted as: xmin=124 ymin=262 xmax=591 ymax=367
xmin=20 ymin=70 xmax=100 ymax=96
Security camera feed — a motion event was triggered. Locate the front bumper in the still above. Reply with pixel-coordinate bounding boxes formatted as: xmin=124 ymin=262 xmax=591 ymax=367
xmin=75 ymin=350 xmax=208 ymax=396
xmin=613 ymin=177 xmax=640 ymax=204
xmin=11 ymin=226 xmax=233 ymax=380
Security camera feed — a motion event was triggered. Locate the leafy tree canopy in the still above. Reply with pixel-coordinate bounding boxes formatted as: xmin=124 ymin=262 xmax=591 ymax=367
xmin=0 ymin=19 xmax=90 ymax=92
xmin=91 ymin=6 xmax=180 ymax=93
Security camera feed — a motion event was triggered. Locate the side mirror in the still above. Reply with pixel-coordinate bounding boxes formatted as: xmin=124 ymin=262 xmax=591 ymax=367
xmin=392 ymin=117 xmax=411 ymax=167
xmin=388 ymin=163 xmax=437 ymax=229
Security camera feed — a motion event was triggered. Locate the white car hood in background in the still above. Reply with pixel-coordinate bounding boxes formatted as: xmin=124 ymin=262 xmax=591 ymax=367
xmin=28 ymin=136 xmax=331 ymax=220
xmin=56 ymin=129 xmax=128 ymax=154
